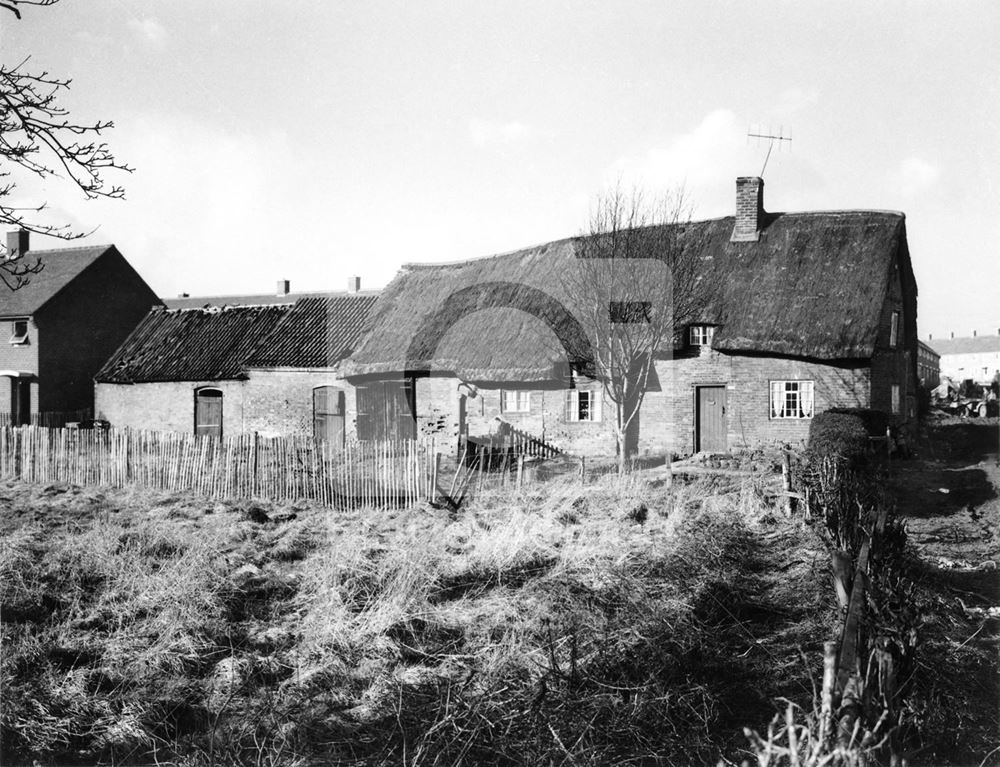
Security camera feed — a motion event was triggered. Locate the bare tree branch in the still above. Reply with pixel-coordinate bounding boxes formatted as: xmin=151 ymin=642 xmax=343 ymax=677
xmin=1 ymin=0 xmax=130 ymax=287
xmin=562 ymin=183 xmax=696 ymax=473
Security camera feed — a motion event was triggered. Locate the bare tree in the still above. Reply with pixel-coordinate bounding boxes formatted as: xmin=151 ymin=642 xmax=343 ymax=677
xmin=562 ymin=184 xmax=696 ymax=473
xmin=1 ymin=0 xmax=130 ymax=288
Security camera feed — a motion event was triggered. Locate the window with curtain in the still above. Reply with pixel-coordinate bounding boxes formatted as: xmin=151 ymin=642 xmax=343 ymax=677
xmin=564 ymin=389 xmax=602 ymax=422
xmin=769 ymin=380 xmax=815 ymax=419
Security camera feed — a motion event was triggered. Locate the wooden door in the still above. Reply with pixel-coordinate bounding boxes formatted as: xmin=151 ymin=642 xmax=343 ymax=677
xmin=695 ymin=385 xmax=726 ymax=453
xmin=10 ymin=378 xmax=30 ymax=426
xmin=313 ymin=386 xmax=345 ymax=446
xmin=355 ymin=379 xmax=416 ymax=441
xmin=195 ymin=388 xmax=223 ymax=439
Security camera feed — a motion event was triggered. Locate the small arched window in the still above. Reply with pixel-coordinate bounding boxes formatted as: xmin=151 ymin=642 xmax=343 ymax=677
xmin=195 ymin=388 xmax=223 ymax=439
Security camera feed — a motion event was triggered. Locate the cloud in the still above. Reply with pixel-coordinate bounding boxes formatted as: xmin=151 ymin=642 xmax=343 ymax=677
xmin=25 ymin=113 xmax=299 ymax=296
xmin=468 ymin=119 xmax=535 ymax=147
xmin=897 ymin=157 xmax=941 ymax=197
xmin=128 ymin=17 xmax=167 ymax=47
xmin=609 ymin=109 xmax=748 ymax=205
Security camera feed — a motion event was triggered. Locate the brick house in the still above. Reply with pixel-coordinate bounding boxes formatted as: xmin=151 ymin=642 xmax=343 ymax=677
xmin=0 ymin=230 xmax=161 ymax=425
xmin=94 ymin=292 xmax=376 ymax=439
xmin=926 ymin=331 xmax=1000 ymax=386
xmin=343 ymin=177 xmax=918 ymax=457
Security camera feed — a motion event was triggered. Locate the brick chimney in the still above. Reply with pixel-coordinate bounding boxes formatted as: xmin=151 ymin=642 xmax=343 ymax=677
xmin=347 ymin=275 xmax=361 ymax=293
xmin=731 ymin=177 xmax=765 ymax=242
xmin=276 ymin=279 xmax=290 ymax=296
xmin=5 ymin=229 xmax=29 ymax=260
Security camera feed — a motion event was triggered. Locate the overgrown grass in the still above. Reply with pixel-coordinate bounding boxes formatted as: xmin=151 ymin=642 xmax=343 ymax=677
xmin=1 ymin=474 xmax=837 ymax=766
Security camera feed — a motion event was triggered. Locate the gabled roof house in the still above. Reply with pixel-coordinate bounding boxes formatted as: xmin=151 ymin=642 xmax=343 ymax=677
xmin=344 ymin=177 xmax=918 ymax=457
xmin=0 ymin=230 xmax=161 ymax=425
xmin=95 ymin=290 xmax=378 ymax=440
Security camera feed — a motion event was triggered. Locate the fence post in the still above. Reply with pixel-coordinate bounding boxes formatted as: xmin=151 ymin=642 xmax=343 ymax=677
xmin=781 ymin=451 xmax=794 ymax=516
xmin=516 ymin=455 xmax=524 ymax=491
xmin=579 ymin=456 xmax=586 ymax=483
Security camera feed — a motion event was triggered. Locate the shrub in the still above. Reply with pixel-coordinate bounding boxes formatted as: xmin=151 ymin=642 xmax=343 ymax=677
xmin=808 ymin=410 xmax=869 ymax=461
xmin=826 ymin=407 xmax=890 ymax=438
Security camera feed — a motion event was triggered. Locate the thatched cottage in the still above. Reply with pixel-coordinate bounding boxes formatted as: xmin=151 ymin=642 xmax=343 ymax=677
xmin=342 ymin=177 xmax=918 ymax=457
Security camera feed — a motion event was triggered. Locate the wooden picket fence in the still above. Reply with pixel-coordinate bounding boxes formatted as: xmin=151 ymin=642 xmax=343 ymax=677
xmin=0 ymin=426 xmax=440 ymax=509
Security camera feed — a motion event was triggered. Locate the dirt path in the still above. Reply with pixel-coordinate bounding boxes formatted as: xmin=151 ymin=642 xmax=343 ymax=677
xmin=888 ymin=417 xmax=1000 ymax=765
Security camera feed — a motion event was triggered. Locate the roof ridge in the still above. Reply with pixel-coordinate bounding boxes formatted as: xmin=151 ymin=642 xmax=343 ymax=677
xmin=399 ymin=209 xmax=905 ymax=271
xmin=25 ymin=244 xmax=113 ymax=256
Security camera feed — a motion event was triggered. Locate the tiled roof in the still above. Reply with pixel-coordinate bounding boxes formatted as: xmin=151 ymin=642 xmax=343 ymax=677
xmin=926 ymin=334 xmax=1000 ymax=355
xmin=0 ymin=245 xmax=112 ymax=317
xmin=162 ymin=289 xmax=378 ymax=309
xmin=244 ymin=294 xmax=378 ymax=368
xmin=96 ymin=305 xmax=291 ymax=383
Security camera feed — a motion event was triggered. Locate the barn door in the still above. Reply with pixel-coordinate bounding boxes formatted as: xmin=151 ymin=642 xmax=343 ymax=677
xmin=195 ymin=388 xmax=223 ymax=439
xmin=695 ymin=385 xmax=726 ymax=453
xmin=355 ymin=379 xmax=416 ymax=441
xmin=313 ymin=386 xmax=345 ymax=446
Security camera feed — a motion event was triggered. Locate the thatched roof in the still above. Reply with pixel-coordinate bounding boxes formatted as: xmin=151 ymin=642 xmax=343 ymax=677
xmin=345 ymin=210 xmax=909 ymax=381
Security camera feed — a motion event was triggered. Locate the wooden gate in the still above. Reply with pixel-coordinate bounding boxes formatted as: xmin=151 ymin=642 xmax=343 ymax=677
xmin=695 ymin=385 xmax=726 ymax=452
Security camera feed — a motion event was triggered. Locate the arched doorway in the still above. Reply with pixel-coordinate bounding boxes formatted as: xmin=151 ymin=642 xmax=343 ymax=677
xmin=194 ymin=388 xmax=223 ymax=438
xmin=313 ymin=386 xmax=345 ymax=446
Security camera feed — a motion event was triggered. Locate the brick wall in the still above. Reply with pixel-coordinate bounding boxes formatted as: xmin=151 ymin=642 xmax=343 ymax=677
xmin=243 ymin=369 xmax=352 ymax=437
xmin=869 ymin=261 xmax=911 ymax=419
xmin=96 ymin=380 xmax=247 ymax=436
xmin=637 ymin=348 xmax=871 ymax=456
xmin=37 ymin=249 xmax=161 ymax=413
xmin=0 ymin=317 xmax=40 ymax=415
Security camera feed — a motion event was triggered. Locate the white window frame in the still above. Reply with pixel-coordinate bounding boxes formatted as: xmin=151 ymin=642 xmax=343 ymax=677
xmin=501 ymin=389 xmax=530 ymax=413
xmin=891 ymin=384 xmax=901 ymax=414
xmin=769 ymin=380 xmax=815 ymax=419
xmin=9 ymin=319 xmax=28 ymax=346
xmin=889 ymin=311 xmax=900 ymax=348
xmin=565 ymin=389 xmax=602 ymax=423
xmin=689 ymin=325 xmax=715 ymax=347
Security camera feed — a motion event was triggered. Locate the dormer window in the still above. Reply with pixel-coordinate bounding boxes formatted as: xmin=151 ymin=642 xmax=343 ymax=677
xmin=689 ymin=325 xmax=715 ymax=347
xmin=9 ymin=319 xmax=28 ymax=345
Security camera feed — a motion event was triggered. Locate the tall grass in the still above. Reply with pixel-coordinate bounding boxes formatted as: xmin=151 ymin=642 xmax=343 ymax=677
xmin=2 ymin=472 xmax=835 ymax=766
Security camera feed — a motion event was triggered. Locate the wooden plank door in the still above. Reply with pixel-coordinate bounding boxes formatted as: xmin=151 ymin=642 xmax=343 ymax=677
xmin=695 ymin=385 xmax=726 ymax=453
xmin=355 ymin=380 xmax=416 ymax=441
xmin=313 ymin=387 xmax=345 ymax=446
xmin=195 ymin=389 xmax=223 ymax=439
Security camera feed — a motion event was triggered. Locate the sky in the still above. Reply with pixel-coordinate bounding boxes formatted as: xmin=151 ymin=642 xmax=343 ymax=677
xmin=2 ymin=1 xmax=997 ymax=340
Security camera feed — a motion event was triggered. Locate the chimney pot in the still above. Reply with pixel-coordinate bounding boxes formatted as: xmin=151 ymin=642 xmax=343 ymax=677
xmin=973 ymin=330 xmax=977 ymax=337
xmin=347 ymin=275 xmax=361 ymax=293
xmin=276 ymin=279 xmax=290 ymax=296
xmin=950 ymin=332 xmax=955 ymax=339
xmin=928 ymin=333 xmax=933 ymax=340
xmin=5 ymin=229 xmax=29 ymax=260
xmin=730 ymin=177 xmax=765 ymax=242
